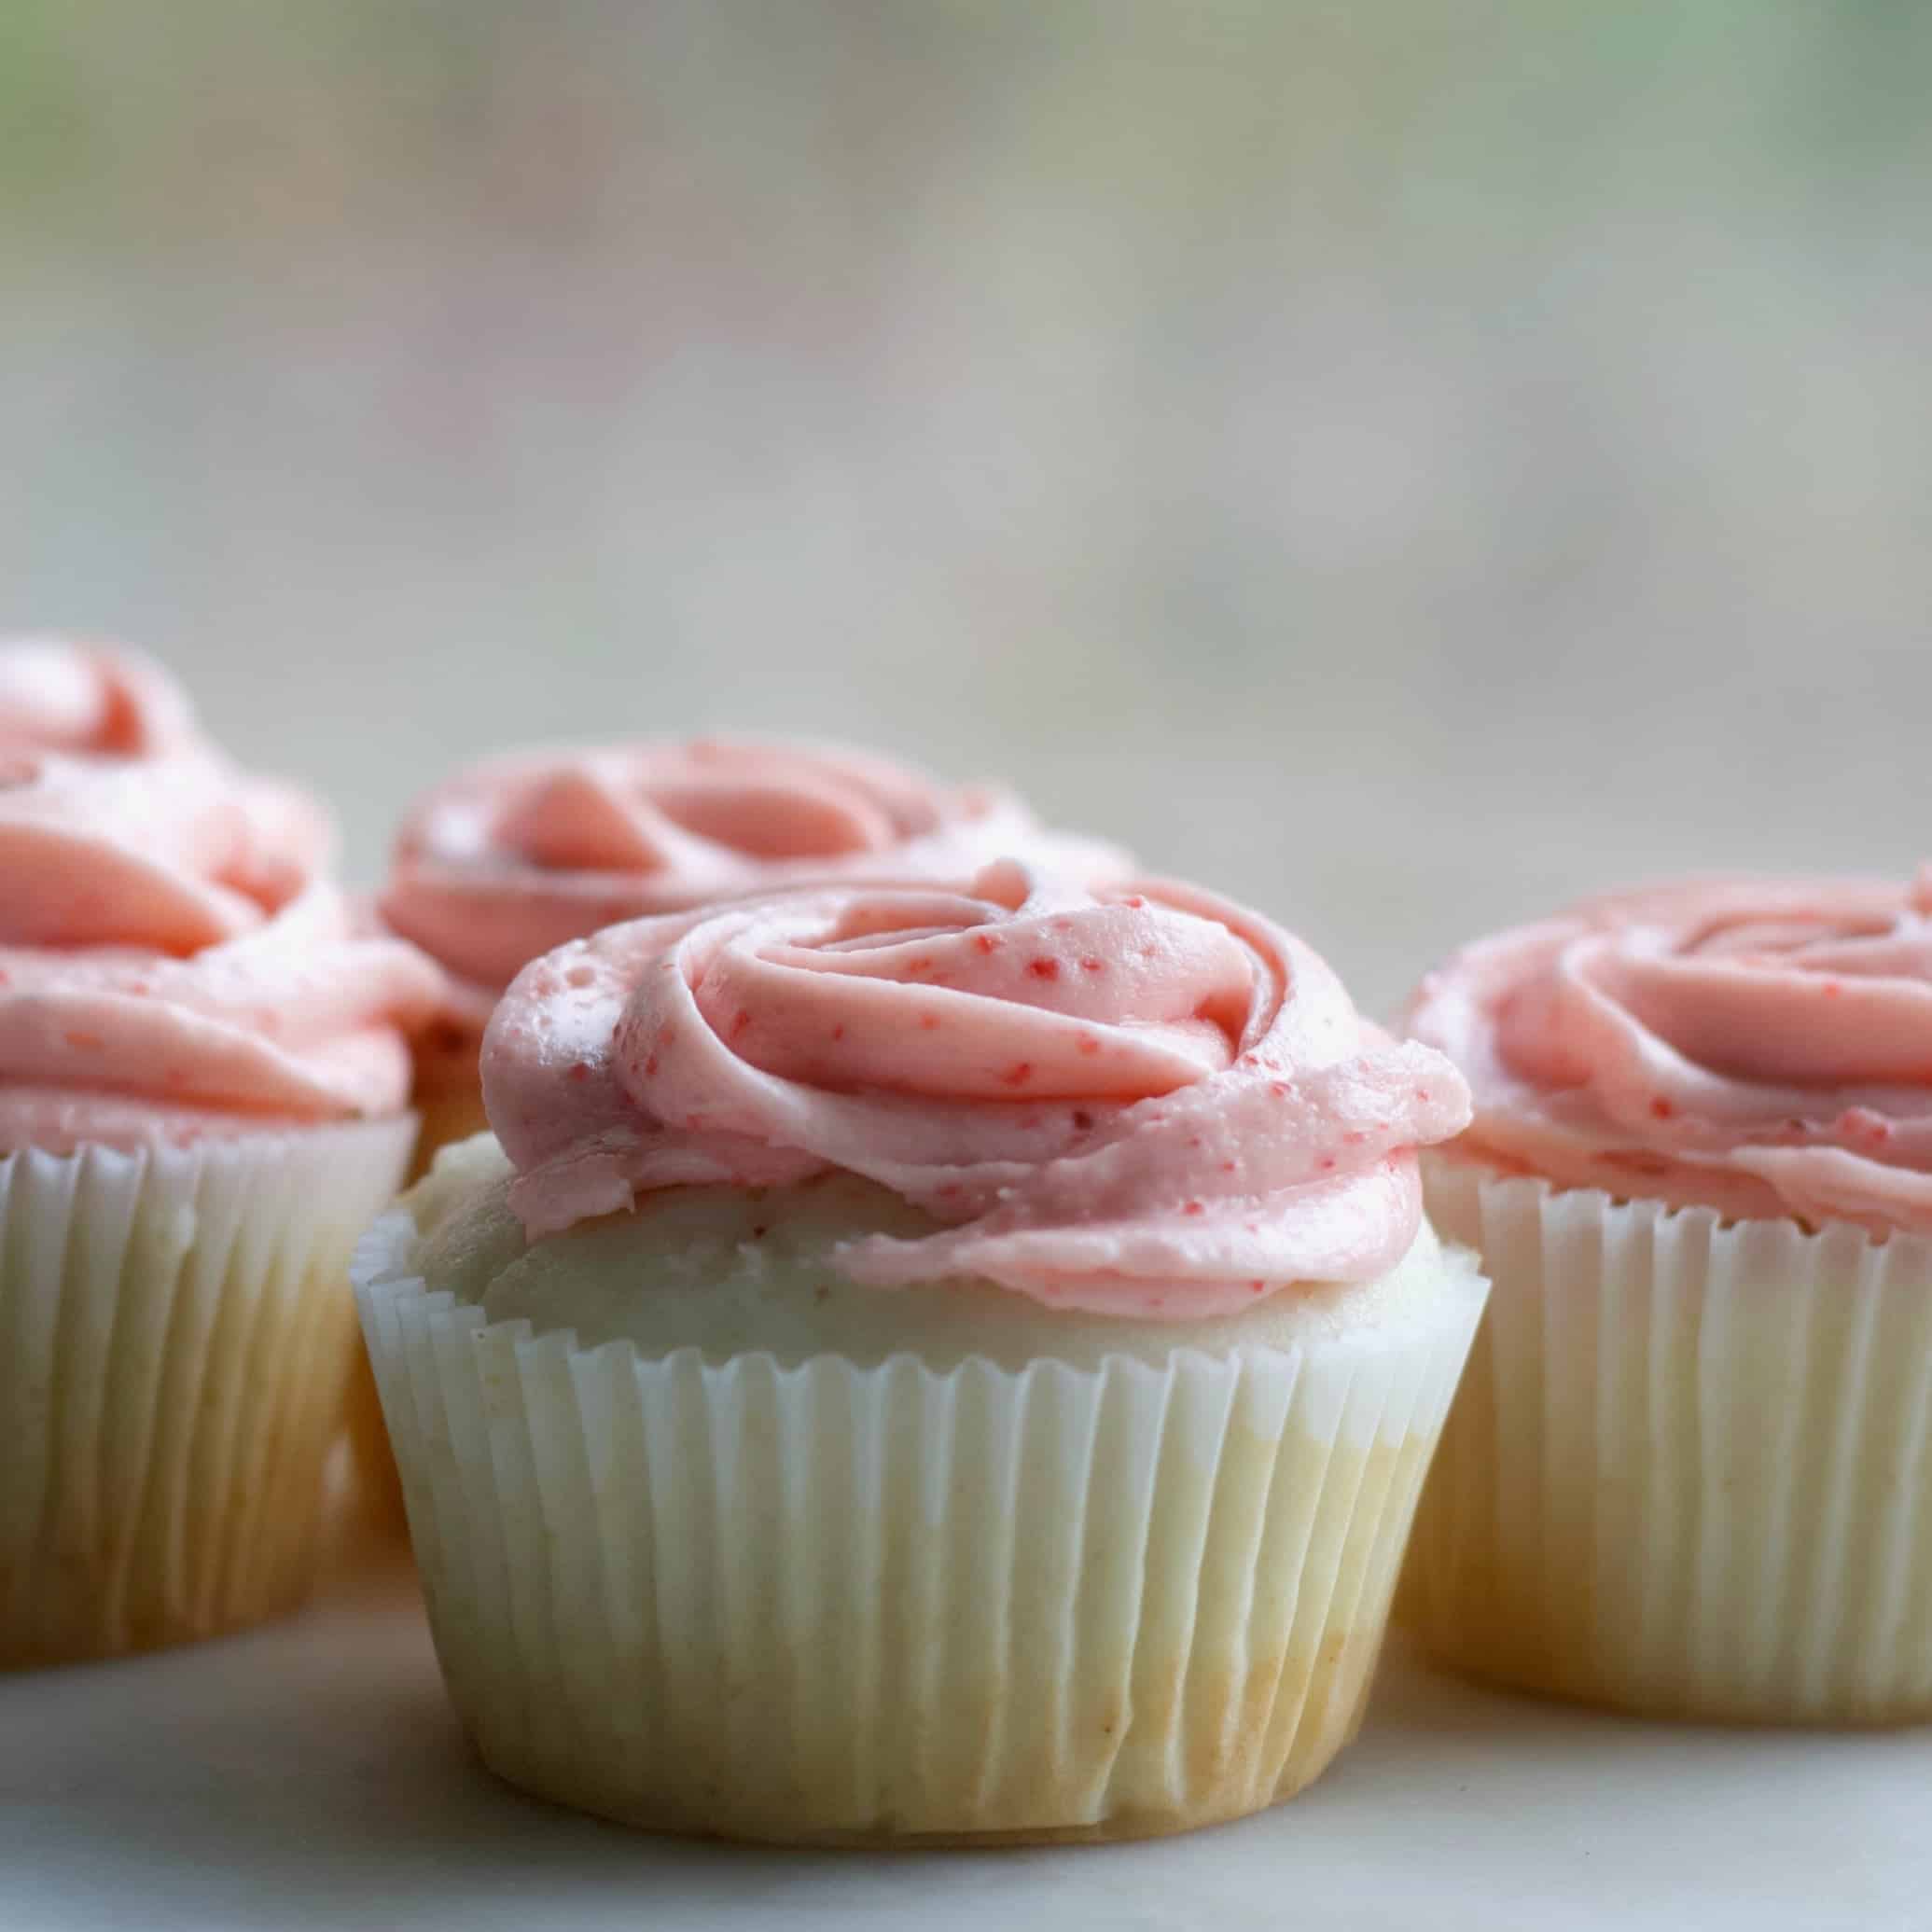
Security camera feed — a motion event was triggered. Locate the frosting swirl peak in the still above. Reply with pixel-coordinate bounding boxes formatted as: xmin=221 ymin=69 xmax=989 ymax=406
xmin=0 ymin=638 xmax=197 ymax=757
xmin=483 ymin=861 xmax=1469 ymax=1316
xmin=1408 ymin=871 xmax=1932 ymax=1234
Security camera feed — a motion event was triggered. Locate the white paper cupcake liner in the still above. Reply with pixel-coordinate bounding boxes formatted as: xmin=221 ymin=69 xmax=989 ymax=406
xmin=356 ymin=1212 xmax=1487 ymax=1842
xmin=342 ymin=1096 xmax=491 ymax=1537
xmin=0 ymin=1116 xmax=417 ymax=1665
xmin=1401 ymin=1157 xmax=1932 ymax=1724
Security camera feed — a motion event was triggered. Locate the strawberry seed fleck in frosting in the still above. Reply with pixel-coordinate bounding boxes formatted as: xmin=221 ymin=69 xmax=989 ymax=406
xmin=482 ymin=858 xmax=1469 ymax=1317
xmin=1408 ymin=870 xmax=1932 ymax=1236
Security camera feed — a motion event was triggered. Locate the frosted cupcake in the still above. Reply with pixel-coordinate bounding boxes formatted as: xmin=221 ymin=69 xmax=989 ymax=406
xmin=350 ymin=738 xmax=1129 ymax=1522
xmin=1404 ymin=872 xmax=1932 ymax=1723
xmin=0 ymin=640 xmax=442 ymax=1665
xmin=355 ymin=859 xmax=1486 ymax=1842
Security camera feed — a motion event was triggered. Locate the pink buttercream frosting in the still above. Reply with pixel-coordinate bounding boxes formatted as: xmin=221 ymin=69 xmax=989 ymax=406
xmin=382 ymin=739 xmax=1131 ymax=1032
xmin=482 ymin=859 xmax=1469 ymax=1317
xmin=0 ymin=641 xmax=445 ymax=1151
xmin=1408 ymin=871 xmax=1932 ymax=1236
xmin=0 ymin=638 xmax=197 ymax=757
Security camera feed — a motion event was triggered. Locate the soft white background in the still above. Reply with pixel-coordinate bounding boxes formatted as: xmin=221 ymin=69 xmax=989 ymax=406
xmin=4 ymin=3 xmax=1928 ymax=1017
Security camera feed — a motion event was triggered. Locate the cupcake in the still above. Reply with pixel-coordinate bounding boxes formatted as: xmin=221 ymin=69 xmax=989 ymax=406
xmin=348 ymin=737 xmax=1129 ymax=1522
xmin=1403 ymin=872 xmax=1932 ymax=1723
xmin=355 ymin=859 xmax=1485 ymax=1842
xmin=0 ymin=639 xmax=442 ymax=1665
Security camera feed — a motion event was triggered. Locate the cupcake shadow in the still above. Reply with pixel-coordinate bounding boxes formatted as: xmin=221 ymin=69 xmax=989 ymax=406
xmin=9 ymin=1574 xmax=1924 ymax=1931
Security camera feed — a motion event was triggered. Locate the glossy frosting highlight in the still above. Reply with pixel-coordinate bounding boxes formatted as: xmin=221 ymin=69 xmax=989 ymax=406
xmin=482 ymin=859 xmax=1469 ymax=1316
xmin=1408 ymin=871 xmax=1932 ymax=1235
xmin=382 ymin=738 xmax=1129 ymax=1026
xmin=0 ymin=641 xmax=445 ymax=1151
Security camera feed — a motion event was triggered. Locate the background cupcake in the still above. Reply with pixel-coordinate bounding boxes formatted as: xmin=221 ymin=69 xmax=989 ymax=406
xmin=357 ymin=858 xmax=1484 ymax=1842
xmin=1404 ymin=871 xmax=1932 ymax=1723
xmin=0 ymin=639 xmax=442 ymax=1665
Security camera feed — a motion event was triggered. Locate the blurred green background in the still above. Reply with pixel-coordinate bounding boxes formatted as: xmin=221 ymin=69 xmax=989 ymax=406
xmin=3 ymin=2 xmax=1927 ymax=1005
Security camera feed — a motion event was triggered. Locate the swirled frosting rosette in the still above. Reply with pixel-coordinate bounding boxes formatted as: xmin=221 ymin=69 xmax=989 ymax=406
xmin=483 ymin=857 xmax=1469 ymax=1315
xmin=1407 ymin=872 xmax=1932 ymax=1235
xmin=0 ymin=639 xmax=444 ymax=1663
xmin=1400 ymin=870 xmax=1932 ymax=1724
xmin=0 ymin=646 xmax=444 ymax=1152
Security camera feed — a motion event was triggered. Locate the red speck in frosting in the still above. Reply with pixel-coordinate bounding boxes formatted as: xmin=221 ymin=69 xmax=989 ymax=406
xmin=730 ymin=1009 xmax=752 ymax=1038
xmin=1650 ymin=1097 xmax=1675 ymax=1119
xmin=1002 ymin=1061 xmax=1034 ymax=1087
xmin=1123 ymin=895 xmax=1147 ymax=909
xmin=1342 ymin=1131 xmax=1366 ymax=1145
xmin=657 ymin=1023 xmax=674 ymax=1048
xmin=1250 ymin=1280 xmax=1266 ymax=1293
xmin=1271 ymin=1080 xmax=1291 ymax=1098
xmin=1080 ymin=957 xmax=1105 ymax=974
xmin=908 ymin=956 xmax=934 ymax=975
xmin=643 ymin=1054 xmax=659 ymax=1076
xmin=1221 ymin=1160 xmax=1236 ymax=1173
xmin=1321 ymin=1156 xmax=1337 ymax=1171
xmin=832 ymin=1023 xmax=846 ymax=1041
xmin=920 ymin=1013 xmax=940 ymax=1029
xmin=1027 ymin=957 xmax=1061 ymax=980
xmin=568 ymin=1062 xmax=591 ymax=1082
xmin=1183 ymin=1200 xmax=1204 ymax=1216
xmin=973 ymin=932 xmax=1001 ymax=954
xmin=1077 ymin=1035 xmax=1101 ymax=1055
xmin=1072 ymin=1108 xmax=1093 ymax=1131
xmin=63 ymin=1031 xmax=103 ymax=1050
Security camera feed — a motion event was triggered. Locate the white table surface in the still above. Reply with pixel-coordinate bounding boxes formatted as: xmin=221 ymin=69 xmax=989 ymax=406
xmin=3 ymin=1538 xmax=1924 ymax=1932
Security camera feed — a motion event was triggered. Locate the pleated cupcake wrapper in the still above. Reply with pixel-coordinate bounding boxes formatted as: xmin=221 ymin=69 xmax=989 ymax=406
xmin=356 ymin=1214 xmax=1486 ymax=1842
xmin=1402 ymin=1158 xmax=1932 ymax=1723
xmin=0 ymin=1118 xmax=417 ymax=1666
xmin=342 ymin=1067 xmax=489 ymax=1534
